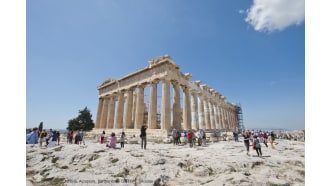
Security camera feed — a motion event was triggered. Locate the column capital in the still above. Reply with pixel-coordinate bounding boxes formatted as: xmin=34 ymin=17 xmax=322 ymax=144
xmin=127 ymin=86 xmax=136 ymax=91
xmin=181 ymin=86 xmax=189 ymax=93
xmin=203 ymin=96 xmax=210 ymax=101
xmin=184 ymin=73 xmax=192 ymax=80
xmin=190 ymin=89 xmax=198 ymax=95
xmin=200 ymin=84 xmax=211 ymax=92
xmin=137 ymin=83 xmax=147 ymax=89
xmin=150 ymin=79 xmax=161 ymax=84
xmin=160 ymin=76 xmax=171 ymax=82
xmin=171 ymin=80 xmax=179 ymax=86
xmin=194 ymin=80 xmax=201 ymax=86
xmin=105 ymin=93 xmax=119 ymax=99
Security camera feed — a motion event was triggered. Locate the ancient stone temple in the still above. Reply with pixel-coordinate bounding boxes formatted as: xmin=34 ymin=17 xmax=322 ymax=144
xmin=93 ymin=55 xmax=241 ymax=137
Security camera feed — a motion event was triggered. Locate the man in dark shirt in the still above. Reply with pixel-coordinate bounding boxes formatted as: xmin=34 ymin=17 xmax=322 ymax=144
xmin=140 ymin=125 xmax=148 ymax=149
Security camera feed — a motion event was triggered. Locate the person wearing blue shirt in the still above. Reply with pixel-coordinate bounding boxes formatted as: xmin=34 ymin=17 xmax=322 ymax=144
xmin=27 ymin=128 xmax=39 ymax=144
xmin=79 ymin=129 xmax=85 ymax=145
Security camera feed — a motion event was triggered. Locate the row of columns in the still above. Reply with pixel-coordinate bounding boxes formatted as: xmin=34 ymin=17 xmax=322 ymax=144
xmin=95 ymin=79 xmax=238 ymax=131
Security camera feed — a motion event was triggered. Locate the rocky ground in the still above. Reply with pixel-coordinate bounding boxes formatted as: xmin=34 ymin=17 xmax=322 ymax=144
xmin=26 ymin=138 xmax=305 ymax=186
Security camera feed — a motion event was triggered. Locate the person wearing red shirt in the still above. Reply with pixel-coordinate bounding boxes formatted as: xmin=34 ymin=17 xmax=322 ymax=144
xmin=187 ymin=130 xmax=193 ymax=148
xmin=263 ymin=132 xmax=268 ymax=148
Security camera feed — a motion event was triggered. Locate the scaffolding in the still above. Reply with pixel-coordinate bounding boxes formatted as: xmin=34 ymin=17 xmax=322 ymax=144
xmin=236 ymin=103 xmax=244 ymax=134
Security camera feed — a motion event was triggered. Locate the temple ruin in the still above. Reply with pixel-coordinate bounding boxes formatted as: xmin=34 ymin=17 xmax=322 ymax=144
xmin=93 ymin=55 xmax=242 ymax=137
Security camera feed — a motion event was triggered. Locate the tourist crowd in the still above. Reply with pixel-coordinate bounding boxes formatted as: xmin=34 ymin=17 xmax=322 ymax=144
xmin=27 ymin=125 xmax=277 ymax=158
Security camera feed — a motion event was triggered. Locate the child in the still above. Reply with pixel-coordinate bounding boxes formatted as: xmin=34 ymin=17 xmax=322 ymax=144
xmin=100 ymin=131 xmax=105 ymax=144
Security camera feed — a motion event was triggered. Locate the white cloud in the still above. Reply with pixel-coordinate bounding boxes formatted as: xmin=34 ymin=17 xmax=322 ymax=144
xmin=245 ymin=0 xmax=305 ymax=32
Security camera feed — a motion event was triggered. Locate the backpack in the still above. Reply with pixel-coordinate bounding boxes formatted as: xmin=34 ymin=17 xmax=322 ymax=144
xmin=255 ymin=139 xmax=261 ymax=148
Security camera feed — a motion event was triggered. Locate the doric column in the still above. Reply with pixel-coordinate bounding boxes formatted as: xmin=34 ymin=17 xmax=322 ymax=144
xmin=231 ymin=110 xmax=235 ymax=129
xmin=115 ymin=91 xmax=125 ymax=129
xmin=224 ymin=108 xmax=229 ymax=129
xmin=172 ymin=80 xmax=181 ymax=130
xmin=204 ymin=98 xmax=211 ymax=129
xmin=214 ymin=105 xmax=220 ymax=129
xmin=100 ymin=98 xmax=109 ymax=129
xmin=148 ymin=80 xmax=159 ymax=129
xmin=182 ymin=86 xmax=192 ymax=130
xmin=95 ymin=98 xmax=104 ymax=129
xmin=234 ymin=110 xmax=238 ymax=129
xmin=197 ymin=95 xmax=205 ymax=130
xmin=191 ymin=91 xmax=198 ymax=130
xmin=218 ymin=106 xmax=222 ymax=129
xmin=229 ymin=110 xmax=233 ymax=129
xmin=209 ymin=101 xmax=216 ymax=129
xmin=220 ymin=107 xmax=225 ymax=129
xmin=132 ymin=92 xmax=136 ymax=125
xmin=124 ymin=88 xmax=134 ymax=129
xmin=135 ymin=84 xmax=146 ymax=129
xmin=106 ymin=96 xmax=115 ymax=129
xmin=161 ymin=78 xmax=171 ymax=130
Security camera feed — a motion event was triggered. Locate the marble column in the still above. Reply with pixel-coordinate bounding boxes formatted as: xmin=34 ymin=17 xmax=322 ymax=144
xmin=231 ymin=110 xmax=235 ymax=129
xmin=220 ymin=107 xmax=225 ymax=129
xmin=106 ymin=96 xmax=115 ymax=129
xmin=124 ymin=88 xmax=134 ymax=129
xmin=100 ymin=98 xmax=109 ymax=129
xmin=132 ymin=92 xmax=136 ymax=125
xmin=161 ymin=78 xmax=171 ymax=130
xmin=218 ymin=106 xmax=223 ymax=129
xmin=148 ymin=80 xmax=159 ymax=129
xmin=224 ymin=108 xmax=229 ymax=129
xmin=204 ymin=98 xmax=211 ymax=129
xmin=209 ymin=101 xmax=216 ymax=129
xmin=182 ymin=86 xmax=192 ymax=130
xmin=197 ymin=96 xmax=205 ymax=130
xmin=214 ymin=105 xmax=220 ymax=129
xmin=172 ymin=80 xmax=181 ymax=130
xmin=229 ymin=110 xmax=233 ymax=129
xmin=135 ymin=84 xmax=146 ymax=129
xmin=115 ymin=91 xmax=125 ymax=129
xmin=95 ymin=98 xmax=104 ymax=129
xmin=191 ymin=91 xmax=198 ymax=130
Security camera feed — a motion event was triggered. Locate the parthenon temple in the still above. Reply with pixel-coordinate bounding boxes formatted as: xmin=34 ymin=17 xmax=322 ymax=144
xmin=93 ymin=55 xmax=241 ymax=137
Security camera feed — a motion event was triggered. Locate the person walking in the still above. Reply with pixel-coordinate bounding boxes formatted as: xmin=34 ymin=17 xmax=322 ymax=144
xmin=233 ymin=132 xmax=238 ymax=142
xmin=79 ymin=129 xmax=85 ymax=145
xmin=74 ymin=132 xmax=81 ymax=145
xmin=45 ymin=130 xmax=53 ymax=146
xmin=100 ymin=131 xmax=105 ymax=144
xmin=263 ymin=132 xmax=268 ymax=148
xmin=120 ymin=132 xmax=126 ymax=148
xmin=187 ymin=130 xmax=193 ymax=148
xmin=270 ymin=131 xmax=276 ymax=149
xmin=197 ymin=129 xmax=203 ymax=146
xmin=243 ymin=130 xmax=251 ymax=155
xmin=183 ymin=130 xmax=188 ymax=144
xmin=177 ymin=130 xmax=182 ymax=144
xmin=66 ymin=131 xmax=70 ymax=144
xmin=253 ymin=135 xmax=262 ymax=157
xmin=69 ymin=130 xmax=74 ymax=144
xmin=140 ymin=125 xmax=148 ymax=150
xmin=172 ymin=128 xmax=178 ymax=145
xmin=27 ymin=127 xmax=39 ymax=144
xmin=56 ymin=131 xmax=60 ymax=145
xmin=38 ymin=129 xmax=47 ymax=147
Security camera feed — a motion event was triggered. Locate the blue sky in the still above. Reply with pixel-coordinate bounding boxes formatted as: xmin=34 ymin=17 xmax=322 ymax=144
xmin=25 ymin=0 xmax=305 ymax=131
